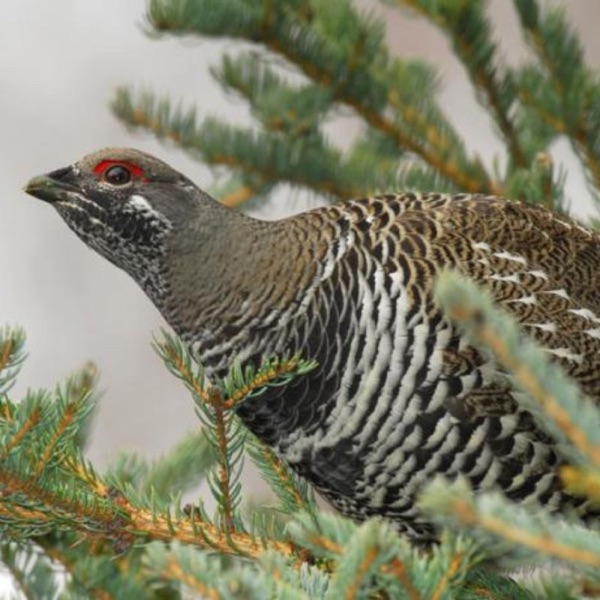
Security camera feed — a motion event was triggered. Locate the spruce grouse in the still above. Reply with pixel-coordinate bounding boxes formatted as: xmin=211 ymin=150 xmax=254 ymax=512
xmin=25 ymin=148 xmax=600 ymax=542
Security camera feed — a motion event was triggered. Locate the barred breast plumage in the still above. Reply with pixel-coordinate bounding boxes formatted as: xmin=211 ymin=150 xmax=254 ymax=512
xmin=25 ymin=148 xmax=600 ymax=542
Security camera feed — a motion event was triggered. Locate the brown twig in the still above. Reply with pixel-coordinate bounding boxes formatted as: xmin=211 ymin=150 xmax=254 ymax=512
xmin=430 ymin=552 xmax=465 ymax=600
xmin=560 ymin=466 xmax=600 ymax=507
xmin=1 ymin=463 xmax=298 ymax=562
xmin=33 ymin=402 xmax=77 ymax=478
xmin=309 ymin=534 xmax=421 ymax=599
xmin=0 ymin=339 xmax=14 ymax=372
xmin=249 ymin=440 xmax=311 ymax=513
xmin=0 ymin=467 xmax=118 ymax=525
xmin=0 ymin=408 xmax=41 ymax=461
xmin=384 ymin=558 xmax=421 ymax=600
xmin=126 ymin=502 xmax=296 ymax=560
xmin=343 ymin=546 xmax=379 ymax=600
xmin=160 ymin=342 xmax=211 ymax=404
xmin=223 ymin=356 xmax=303 ymax=409
xmin=208 ymin=387 xmax=237 ymax=533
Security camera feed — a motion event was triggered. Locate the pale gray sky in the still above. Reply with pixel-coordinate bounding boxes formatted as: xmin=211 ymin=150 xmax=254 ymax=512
xmin=1 ymin=0 xmax=599 ymax=467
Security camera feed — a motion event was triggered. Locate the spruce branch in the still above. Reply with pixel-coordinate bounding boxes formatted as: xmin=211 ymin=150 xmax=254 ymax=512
xmin=289 ymin=513 xmax=420 ymax=598
xmin=156 ymin=332 xmax=318 ymax=536
xmin=155 ymin=333 xmax=245 ymax=534
xmin=143 ymin=541 xmax=267 ymax=599
xmin=112 ymin=88 xmax=370 ymax=201
xmin=4 ymin=463 xmax=299 ymax=562
xmin=517 ymin=66 xmax=565 ymax=132
xmin=324 ymin=521 xmax=400 ymax=598
xmin=1 ymin=373 xmax=111 ymax=543
xmin=503 ymin=150 xmax=564 ymax=210
xmin=420 ymin=478 xmax=600 ymax=575
xmin=1 ymin=352 xmax=304 ymax=566
xmin=140 ymin=429 xmax=216 ymax=501
xmin=213 ymin=54 xmax=334 ymax=139
xmin=0 ymin=401 xmax=41 ymax=462
xmin=0 ymin=459 xmax=122 ymax=539
xmin=154 ymin=331 xmax=211 ymax=405
xmin=33 ymin=535 xmax=148 ymax=600
xmin=515 ymin=0 xmax=600 ymax=196
xmin=113 ymin=85 xmax=439 ymax=201
xmin=396 ymin=0 xmax=528 ymax=169
xmin=286 ymin=512 xmax=497 ymax=598
xmin=145 ymin=0 xmax=495 ymax=194
xmin=223 ymin=354 xmax=317 ymax=410
xmin=155 ymin=555 xmax=222 ymax=599
xmin=32 ymin=378 xmax=94 ymax=480
xmin=132 ymin=0 xmax=580 ymax=205
xmin=246 ymin=434 xmax=315 ymax=517
xmin=208 ymin=386 xmax=244 ymax=534
xmin=132 ymin=502 xmax=299 ymax=561
xmin=0 ymin=326 xmax=27 ymax=395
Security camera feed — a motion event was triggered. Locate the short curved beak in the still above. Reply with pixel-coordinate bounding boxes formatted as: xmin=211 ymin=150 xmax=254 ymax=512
xmin=24 ymin=174 xmax=81 ymax=204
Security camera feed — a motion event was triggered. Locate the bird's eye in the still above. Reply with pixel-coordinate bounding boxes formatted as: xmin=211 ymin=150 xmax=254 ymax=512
xmin=104 ymin=165 xmax=132 ymax=186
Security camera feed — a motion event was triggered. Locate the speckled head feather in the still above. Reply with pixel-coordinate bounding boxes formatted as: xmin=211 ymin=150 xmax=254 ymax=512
xmin=25 ymin=149 xmax=600 ymax=542
xmin=53 ymin=147 xmax=209 ymax=226
xmin=24 ymin=147 xmax=244 ymax=302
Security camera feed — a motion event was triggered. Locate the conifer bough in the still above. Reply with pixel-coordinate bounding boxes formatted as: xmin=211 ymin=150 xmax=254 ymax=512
xmin=25 ymin=147 xmax=600 ymax=543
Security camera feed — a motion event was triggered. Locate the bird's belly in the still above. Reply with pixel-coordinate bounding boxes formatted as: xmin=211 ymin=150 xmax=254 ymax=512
xmin=235 ymin=328 xmax=581 ymax=542
xmin=193 ymin=266 xmax=591 ymax=540
xmin=234 ymin=313 xmax=467 ymax=540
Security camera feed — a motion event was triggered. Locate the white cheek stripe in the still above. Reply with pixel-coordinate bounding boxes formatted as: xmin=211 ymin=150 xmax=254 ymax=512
xmin=128 ymin=194 xmax=154 ymax=212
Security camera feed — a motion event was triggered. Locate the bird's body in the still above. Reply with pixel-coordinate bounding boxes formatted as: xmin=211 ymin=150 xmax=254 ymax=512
xmin=25 ymin=148 xmax=600 ymax=542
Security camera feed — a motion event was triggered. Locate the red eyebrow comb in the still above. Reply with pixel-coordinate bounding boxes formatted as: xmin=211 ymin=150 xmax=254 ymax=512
xmin=93 ymin=160 xmax=145 ymax=179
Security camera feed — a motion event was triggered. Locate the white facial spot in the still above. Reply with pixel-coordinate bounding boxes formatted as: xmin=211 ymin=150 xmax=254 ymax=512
xmin=128 ymin=194 xmax=154 ymax=212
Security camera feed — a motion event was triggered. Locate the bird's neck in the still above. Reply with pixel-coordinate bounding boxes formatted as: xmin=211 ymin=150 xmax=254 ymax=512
xmin=156 ymin=203 xmax=281 ymax=363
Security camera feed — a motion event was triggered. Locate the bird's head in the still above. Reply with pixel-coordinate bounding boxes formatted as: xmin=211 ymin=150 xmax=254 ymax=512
xmin=24 ymin=147 xmax=213 ymax=297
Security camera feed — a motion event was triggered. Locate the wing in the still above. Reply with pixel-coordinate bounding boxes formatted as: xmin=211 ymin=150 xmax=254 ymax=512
xmin=356 ymin=192 xmax=600 ymax=402
xmin=435 ymin=195 xmax=600 ymax=400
